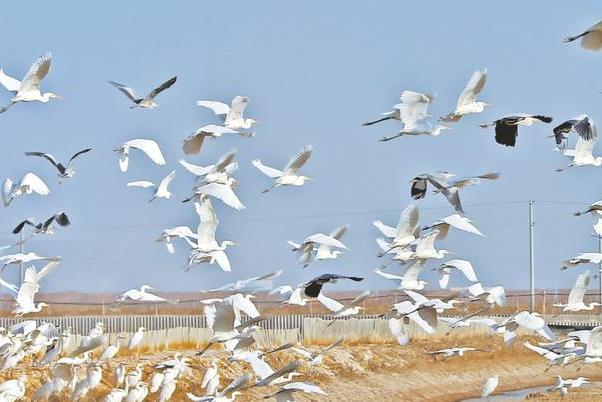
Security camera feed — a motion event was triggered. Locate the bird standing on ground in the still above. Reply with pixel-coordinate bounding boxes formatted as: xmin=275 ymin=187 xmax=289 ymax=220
xmin=253 ymin=146 xmax=313 ymax=193
xmin=25 ymin=149 xmax=92 ymax=183
xmin=114 ymin=139 xmax=166 ymax=172
xmin=480 ymin=114 xmax=553 ymax=147
xmin=0 ymin=53 xmax=61 ymax=113
xmin=127 ymin=171 xmax=176 ymax=202
xmin=197 ymin=96 xmax=258 ymax=130
xmin=108 ymin=76 xmax=176 ymax=109
xmin=442 ymin=68 xmax=488 ymax=122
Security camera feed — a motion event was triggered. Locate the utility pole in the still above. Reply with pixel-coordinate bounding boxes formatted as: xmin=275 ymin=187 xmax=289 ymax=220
xmin=19 ymin=231 xmax=24 ymax=286
xmin=529 ymin=200 xmax=535 ymax=312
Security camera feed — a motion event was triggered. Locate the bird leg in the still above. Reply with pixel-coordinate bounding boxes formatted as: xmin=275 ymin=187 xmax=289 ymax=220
xmin=563 ymin=31 xmax=588 ymax=43
xmin=262 ymin=185 xmax=276 ymax=194
xmin=195 ymin=342 xmax=214 ymax=356
xmin=362 ymin=116 xmax=393 ymax=126
xmin=379 ymin=132 xmax=404 ymax=142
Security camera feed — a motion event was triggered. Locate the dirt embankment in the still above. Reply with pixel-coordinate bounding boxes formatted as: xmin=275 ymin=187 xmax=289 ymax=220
xmin=3 ymin=334 xmax=602 ymax=401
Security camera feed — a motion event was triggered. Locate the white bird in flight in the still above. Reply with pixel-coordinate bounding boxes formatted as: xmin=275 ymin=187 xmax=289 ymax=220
xmin=182 ymin=124 xmax=254 ymax=155
xmin=564 ymin=20 xmax=602 ymax=51
xmin=0 ymin=53 xmax=61 ymax=113
xmin=557 ymin=130 xmax=602 ymax=170
xmin=442 ymin=68 xmax=489 ymax=122
xmin=179 ymin=149 xmax=238 ymax=186
xmin=207 ymin=270 xmax=282 ymax=293
xmin=434 ymin=259 xmax=478 ymax=289
xmin=114 ymin=139 xmax=166 ymax=173
xmin=374 ymin=203 xmax=420 ymax=255
xmin=117 ymin=285 xmax=167 ymax=303
xmin=253 ymin=145 xmax=313 ymax=193
xmin=127 ymin=171 xmax=176 ymax=202
xmin=186 ymin=199 xmax=236 ymax=272
xmin=288 ymin=231 xmax=349 ymax=267
xmin=0 ymin=252 xmax=60 ymax=270
xmin=25 ymin=149 xmax=92 ymax=184
xmin=375 ymin=259 xmax=428 ymax=290
xmin=422 ymin=214 xmax=484 ymax=239
xmin=184 ymin=181 xmax=245 ymax=211
xmin=2 ymin=173 xmax=50 ymax=207
xmin=197 ymin=96 xmax=258 ymax=130
xmin=157 ymin=226 xmax=197 ymax=254
xmin=0 ymin=261 xmax=59 ymax=315
xmin=376 ymin=91 xmax=450 ymax=142
xmin=562 ymin=253 xmax=602 ymax=270
xmin=554 ymin=270 xmax=601 ymax=312
xmin=108 ymin=76 xmax=177 ymax=109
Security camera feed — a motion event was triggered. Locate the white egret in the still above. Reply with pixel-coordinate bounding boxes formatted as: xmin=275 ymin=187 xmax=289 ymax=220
xmin=557 ymin=135 xmax=602 ymax=169
xmin=376 ymin=91 xmax=449 ymax=142
xmin=427 ymin=347 xmax=486 ymax=358
xmin=197 ymin=96 xmax=257 ymax=130
xmin=252 ymin=146 xmax=313 ymax=192
xmin=157 ymin=226 xmax=197 ymax=254
xmin=404 ymin=289 xmax=459 ymax=312
xmin=468 ymin=283 xmax=506 ymax=307
xmin=201 ymin=359 xmax=220 ymax=396
xmin=186 ymin=199 xmax=236 ymax=272
xmin=434 ymin=259 xmax=478 ymax=289
xmin=252 ymin=360 xmax=302 ymax=387
xmin=238 ymin=350 xmax=300 ymax=385
xmin=187 ymin=373 xmax=251 ymax=402
xmin=574 ymin=200 xmax=602 ymax=236
xmin=183 ymin=124 xmax=253 ymax=155
xmin=481 ymin=375 xmax=499 ymax=398
xmin=0 ymin=252 xmax=60 ymax=270
xmin=374 ymin=203 xmax=420 ymax=255
xmin=117 ymin=285 xmax=167 ymax=303
xmin=480 ymin=114 xmax=553 ymax=147
xmin=72 ymin=366 xmax=102 ymax=400
xmin=388 ymin=318 xmax=410 ymax=345
xmin=127 ymin=170 xmax=176 ymax=202
xmin=126 ymin=383 xmax=149 ymax=402
xmin=374 ymin=260 xmax=428 ymax=290
xmin=289 ymin=337 xmax=344 ymax=365
xmin=108 ymin=76 xmax=177 ymax=109
xmin=423 ymin=214 xmax=484 ymax=239
xmin=128 ymin=327 xmax=146 ymax=350
xmin=562 ymin=253 xmax=602 ymax=270
xmin=0 ymin=53 xmax=61 ymax=113
xmin=523 ymin=342 xmax=576 ymax=366
xmin=442 ymin=68 xmax=488 ymax=122
xmin=392 ymin=300 xmax=438 ymax=334
xmin=103 ymin=388 xmax=127 ymax=402
xmin=564 ymin=21 xmax=602 ymax=50
xmin=179 ymin=149 xmax=238 ymax=185
xmin=69 ymin=322 xmax=107 ymax=357
xmin=322 ymin=291 xmax=370 ymax=325
xmin=12 ymin=212 xmax=70 ymax=236
xmin=114 ymin=139 xmax=166 ymax=172
xmin=0 ymin=261 xmax=58 ymax=315
xmin=113 ymin=362 xmax=126 ymax=387
xmin=0 ymin=376 xmax=26 ymax=401
xmin=2 ymin=172 xmax=50 ymax=207
xmin=185 ymin=181 xmax=245 ymax=211
xmin=554 ymin=270 xmax=601 ymax=312
xmin=97 ymin=335 xmax=126 ymax=363
xmin=406 ymin=230 xmax=452 ymax=260
xmin=288 ymin=232 xmax=348 ymax=267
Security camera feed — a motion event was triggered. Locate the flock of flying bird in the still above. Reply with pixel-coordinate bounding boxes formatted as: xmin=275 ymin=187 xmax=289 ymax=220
xmin=0 ymin=18 xmax=599 ymax=401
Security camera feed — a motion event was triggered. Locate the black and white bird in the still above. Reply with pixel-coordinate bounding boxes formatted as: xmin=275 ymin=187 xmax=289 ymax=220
xmin=480 ymin=114 xmax=553 ymax=147
xmin=552 ymin=115 xmax=596 ymax=150
xmin=0 ymin=53 xmax=62 ymax=114
xmin=564 ymin=21 xmax=602 ymax=51
xmin=25 ymin=149 xmax=91 ymax=184
xmin=13 ymin=212 xmax=70 ymax=236
xmin=303 ymin=274 xmax=363 ymax=298
xmin=108 ymin=76 xmax=177 ymax=109
xmin=442 ymin=68 xmax=489 ymax=122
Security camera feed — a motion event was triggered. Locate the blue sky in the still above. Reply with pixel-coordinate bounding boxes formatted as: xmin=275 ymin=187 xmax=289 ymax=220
xmin=0 ymin=1 xmax=600 ymax=294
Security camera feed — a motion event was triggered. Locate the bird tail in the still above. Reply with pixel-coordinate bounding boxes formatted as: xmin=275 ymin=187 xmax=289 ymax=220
xmin=533 ymin=115 xmax=553 ymax=123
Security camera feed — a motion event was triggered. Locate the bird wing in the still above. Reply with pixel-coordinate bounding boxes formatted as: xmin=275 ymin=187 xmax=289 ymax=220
xmin=373 ymin=220 xmax=397 ymax=238
xmin=397 ymin=91 xmax=432 ymax=126
xmin=304 ymin=233 xmax=348 ymax=249
xmin=374 ymin=268 xmax=403 ymax=281
xmin=204 ymin=301 xmax=235 ymax=333
xmin=269 ymin=285 xmax=293 ymax=296
xmin=411 ymin=177 xmax=428 ymax=199
xmin=568 ymin=270 xmax=590 ymax=305
xmin=261 ymin=361 xmax=302 ymax=385
xmin=224 ymin=96 xmax=249 ymax=124
xmin=157 ymin=171 xmax=176 ymax=193
xmin=328 ymin=225 xmax=348 ymax=240
xmin=441 ymin=214 xmax=484 ymax=237
xmin=197 ymin=100 xmax=230 ymax=115
xmin=179 ymin=160 xmax=214 ymax=177
xmin=20 ymin=173 xmax=50 ymax=195
xmin=214 ymin=149 xmax=237 ymax=172
xmin=396 ymin=203 xmax=419 ymax=239
xmin=54 ymin=212 xmax=70 ymax=227
xmin=19 ymin=53 xmax=52 ymax=92
xmin=494 ymin=120 xmax=519 ymax=147
xmin=36 ymin=260 xmax=60 ymax=282
xmin=0 ymin=276 xmax=18 ymax=295
xmin=402 ymin=259 xmax=427 ymax=283
xmin=388 ymin=318 xmax=409 ymax=345
xmin=456 ymin=68 xmax=487 ymax=108
xmin=317 ymin=293 xmax=344 ymax=312
xmin=574 ymin=137 xmax=597 ymax=161
xmin=244 ymin=353 xmax=275 ymax=379
xmin=283 ymin=146 xmax=313 ymax=175
xmin=196 ymin=182 xmax=245 ymax=210
xmin=407 ymin=307 xmax=437 ymax=334
xmin=15 ymin=279 xmax=37 ymax=310
xmin=443 ymin=259 xmax=478 ymax=282
xmin=415 ymin=231 xmax=439 ymax=255
xmin=229 ymin=294 xmax=260 ymax=318
xmin=348 ymin=291 xmax=370 ymax=307
xmin=126 ymin=139 xmax=166 ymax=166
xmin=429 ymin=178 xmax=464 ymax=214
xmin=404 ymin=289 xmax=429 ymax=305
xmin=252 ymin=159 xmax=283 ymax=178
xmin=182 ymin=132 xmax=206 ymax=155
xmin=574 ymin=115 xmax=597 ymax=141
xmin=282 ymin=382 xmax=326 ymax=395
xmin=12 ymin=219 xmax=36 ymax=234
xmin=24 ymin=152 xmax=64 ymax=173
xmin=0 ymin=69 xmax=21 ymax=92
xmin=147 ymin=76 xmax=176 ymax=99
xmin=127 ymin=181 xmax=156 ymax=188
xmin=201 ymin=366 xmax=217 ymax=388
xmin=67 ymin=148 xmax=92 ymax=165
xmin=108 ymin=81 xmax=140 ymax=101
xmin=196 ymin=199 xmax=218 ymax=245
xmin=222 ymin=373 xmax=252 ymax=396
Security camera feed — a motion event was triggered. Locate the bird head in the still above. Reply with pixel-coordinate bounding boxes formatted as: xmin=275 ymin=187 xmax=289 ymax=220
xmin=37 ymin=302 xmax=49 ymax=309
xmin=138 ymin=326 xmax=146 ymax=332
xmin=42 ymin=92 xmax=62 ymax=102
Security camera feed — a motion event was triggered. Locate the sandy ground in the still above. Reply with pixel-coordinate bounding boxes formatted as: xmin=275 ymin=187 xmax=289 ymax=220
xmin=4 ymin=334 xmax=602 ymax=401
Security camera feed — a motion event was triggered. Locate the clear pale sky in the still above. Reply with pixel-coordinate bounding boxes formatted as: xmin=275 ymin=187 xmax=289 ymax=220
xmin=0 ymin=1 xmax=600 ymax=295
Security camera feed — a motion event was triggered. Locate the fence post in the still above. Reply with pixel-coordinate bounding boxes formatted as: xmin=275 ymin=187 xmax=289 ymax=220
xmin=542 ymin=290 xmax=546 ymax=315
